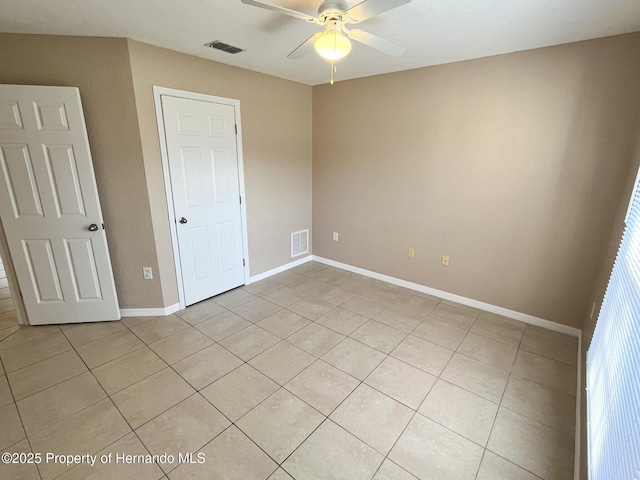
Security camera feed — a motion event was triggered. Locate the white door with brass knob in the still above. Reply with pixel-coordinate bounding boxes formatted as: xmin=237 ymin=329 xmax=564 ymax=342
xmin=0 ymin=85 xmax=120 ymax=325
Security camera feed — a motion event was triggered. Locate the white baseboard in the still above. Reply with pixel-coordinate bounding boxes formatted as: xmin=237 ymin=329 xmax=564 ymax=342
xmin=120 ymin=303 xmax=181 ymax=317
xmin=125 ymin=255 xmax=580 ymax=337
xmin=122 ymin=252 xmax=583 ymax=475
xmin=136 ymin=252 xmax=582 ymax=475
xmin=248 ymin=255 xmax=313 ymax=284
xmin=313 ymin=254 xmax=584 ymax=476
xmin=118 ymin=256 xmax=315 ymax=318
xmin=313 ymin=256 xmax=581 ymax=338
xmin=126 ymin=255 xmax=579 ymax=335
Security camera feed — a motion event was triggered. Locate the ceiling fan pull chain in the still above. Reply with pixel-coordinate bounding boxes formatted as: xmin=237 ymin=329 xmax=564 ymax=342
xmin=331 ymin=59 xmax=335 ymax=85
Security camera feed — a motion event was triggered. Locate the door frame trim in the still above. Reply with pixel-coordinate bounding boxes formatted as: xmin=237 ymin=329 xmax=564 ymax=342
xmin=153 ymin=86 xmax=251 ymax=310
xmin=0 ymin=219 xmax=27 ymax=325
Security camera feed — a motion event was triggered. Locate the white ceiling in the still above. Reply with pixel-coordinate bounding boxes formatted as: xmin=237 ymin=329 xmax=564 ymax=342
xmin=2 ymin=0 xmax=640 ymax=85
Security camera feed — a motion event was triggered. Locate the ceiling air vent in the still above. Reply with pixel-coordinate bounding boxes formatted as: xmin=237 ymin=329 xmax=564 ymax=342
xmin=204 ymin=40 xmax=245 ymax=54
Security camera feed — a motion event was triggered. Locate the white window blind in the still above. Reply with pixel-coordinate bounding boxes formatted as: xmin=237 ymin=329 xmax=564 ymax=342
xmin=587 ymin=166 xmax=640 ymax=480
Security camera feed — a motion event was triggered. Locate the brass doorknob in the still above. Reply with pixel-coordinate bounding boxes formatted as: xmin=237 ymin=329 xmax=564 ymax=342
xmin=88 ymin=224 xmax=99 ymax=232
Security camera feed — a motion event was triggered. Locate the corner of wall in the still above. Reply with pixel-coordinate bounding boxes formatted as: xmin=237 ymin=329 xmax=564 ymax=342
xmin=0 ymin=33 xmax=168 ymax=310
xmin=578 ymin=128 xmax=640 ymax=480
xmin=124 ymin=40 xmax=314 ymax=289
xmin=125 ymin=39 xmax=180 ymax=309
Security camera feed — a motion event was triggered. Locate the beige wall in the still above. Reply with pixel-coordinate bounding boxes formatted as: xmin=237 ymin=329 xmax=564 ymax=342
xmin=0 ymin=34 xmax=313 ymax=311
xmin=126 ymin=40 xmax=313 ymax=306
xmin=0 ymin=34 xmax=164 ymax=309
xmin=313 ymin=32 xmax=640 ymax=328
xmin=3 ymin=30 xmax=637 ymax=328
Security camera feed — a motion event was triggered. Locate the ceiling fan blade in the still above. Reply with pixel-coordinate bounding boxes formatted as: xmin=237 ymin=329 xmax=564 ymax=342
xmin=288 ymin=32 xmax=323 ymax=59
xmin=348 ymin=29 xmax=405 ymax=56
xmin=241 ymin=0 xmax=318 ymax=22
xmin=345 ymin=0 xmax=411 ymax=23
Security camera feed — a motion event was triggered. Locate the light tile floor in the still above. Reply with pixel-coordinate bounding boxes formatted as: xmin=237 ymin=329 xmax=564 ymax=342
xmin=0 ymin=261 xmax=578 ymax=480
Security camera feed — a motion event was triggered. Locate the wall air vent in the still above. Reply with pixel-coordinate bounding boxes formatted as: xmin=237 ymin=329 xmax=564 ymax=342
xmin=291 ymin=229 xmax=309 ymax=258
xmin=204 ymin=40 xmax=245 ymax=54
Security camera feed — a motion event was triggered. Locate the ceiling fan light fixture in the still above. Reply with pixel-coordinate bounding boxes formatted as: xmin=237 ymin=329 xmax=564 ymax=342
xmin=314 ymin=30 xmax=352 ymax=60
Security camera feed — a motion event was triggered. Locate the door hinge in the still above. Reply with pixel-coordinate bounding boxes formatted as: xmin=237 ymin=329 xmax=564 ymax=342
xmin=235 ymin=124 xmax=238 ymax=134
xmin=243 ymin=259 xmax=245 ymax=267
xmin=239 ymin=195 xmax=242 ymax=204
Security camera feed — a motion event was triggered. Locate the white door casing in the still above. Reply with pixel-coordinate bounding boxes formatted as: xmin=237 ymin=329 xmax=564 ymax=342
xmin=0 ymin=85 xmax=120 ymax=325
xmin=159 ymin=92 xmax=247 ymax=306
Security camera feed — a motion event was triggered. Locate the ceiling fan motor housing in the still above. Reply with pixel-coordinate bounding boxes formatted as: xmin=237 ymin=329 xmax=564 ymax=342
xmin=318 ymin=0 xmax=349 ymax=23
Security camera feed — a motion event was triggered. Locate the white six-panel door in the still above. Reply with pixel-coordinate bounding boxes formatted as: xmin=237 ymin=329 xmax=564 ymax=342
xmin=161 ymin=95 xmax=245 ymax=306
xmin=0 ymin=85 xmax=120 ymax=325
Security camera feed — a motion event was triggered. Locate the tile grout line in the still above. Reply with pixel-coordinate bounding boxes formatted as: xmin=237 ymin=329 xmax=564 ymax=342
xmin=1 ymin=262 xmax=578 ymax=480
xmin=474 ymin=318 xmax=525 ymax=479
xmin=167 ymin=329 xmax=338 ymax=474
xmin=234 ymin=386 xmax=327 ymax=469
xmin=27 ymin=323 xmax=141 ymax=478
xmin=477 ymin=321 xmax=572 ymax=479
xmin=24 ymin=326 xmax=132 ymax=480
xmin=26 ymin=316 xmax=211 ymax=478
xmin=216 ymin=276 xmax=510 ymax=477
xmin=194 ymin=279 xmax=413 ymax=474
xmin=239 ymin=265 xmax=576 ymax=478
xmin=6 ymin=350 xmax=88 ymax=402
xmin=86 ymin=317 xmax=257 ymax=477
xmin=367 ymin=304 xmax=479 ymax=479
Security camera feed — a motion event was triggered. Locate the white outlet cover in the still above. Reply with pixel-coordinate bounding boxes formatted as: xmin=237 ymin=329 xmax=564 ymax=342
xmin=333 ymin=232 xmax=339 ymax=241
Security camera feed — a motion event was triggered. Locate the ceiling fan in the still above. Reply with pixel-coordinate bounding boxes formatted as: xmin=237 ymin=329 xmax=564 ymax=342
xmin=241 ymin=0 xmax=411 ymax=62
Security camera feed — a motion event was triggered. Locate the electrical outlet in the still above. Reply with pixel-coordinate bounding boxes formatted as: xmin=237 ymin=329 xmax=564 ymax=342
xmin=442 ymin=255 xmax=449 ymax=266
xmin=143 ymin=267 xmax=153 ymax=280
xmin=408 ymin=247 xmax=415 ymax=258
xmin=333 ymin=232 xmax=339 ymax=241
